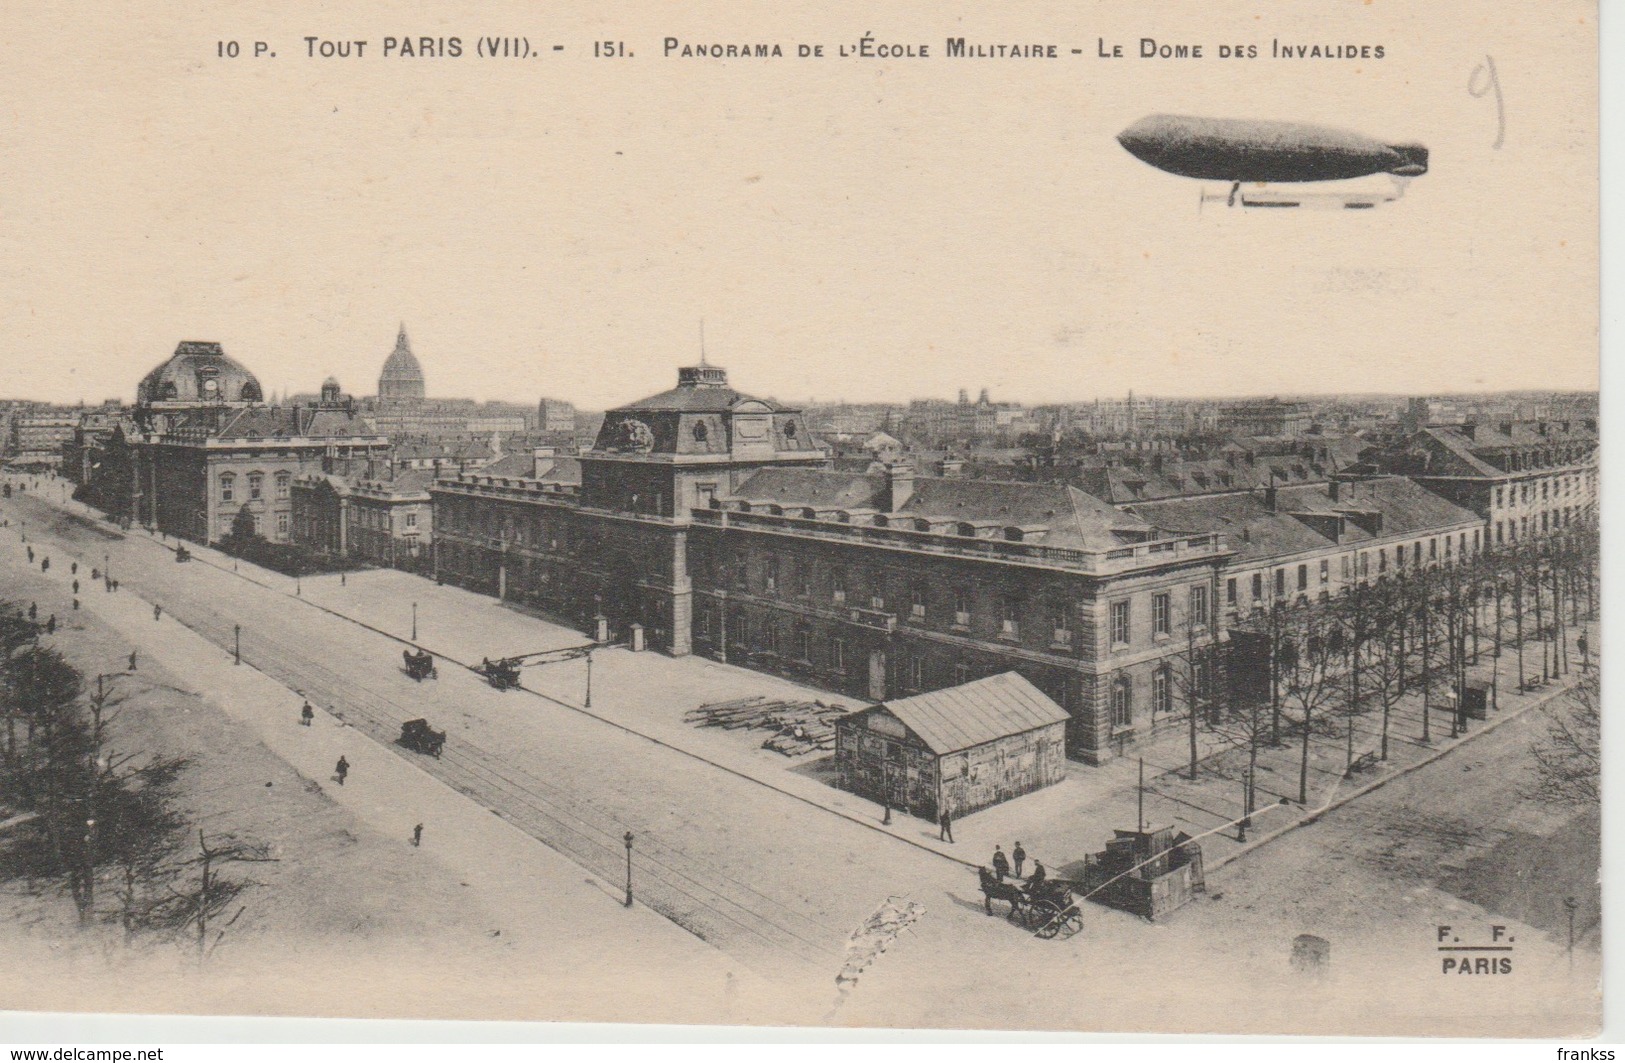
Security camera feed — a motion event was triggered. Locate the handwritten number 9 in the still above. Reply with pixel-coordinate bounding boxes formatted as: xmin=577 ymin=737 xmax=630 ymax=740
xmin=1469 ymin=54 xmax=1505 ymax=150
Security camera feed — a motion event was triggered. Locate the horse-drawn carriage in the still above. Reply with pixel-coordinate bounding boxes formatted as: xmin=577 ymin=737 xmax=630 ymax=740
xmin=977 ymin=868 xmax=1084 ymax=940
xmin=477 ymin=657 xmax=522 ymax=690
xmin=398 ymin=717 xmax=446 ymax=758
xmin=402 ymin=648 xmax=438 ymax=681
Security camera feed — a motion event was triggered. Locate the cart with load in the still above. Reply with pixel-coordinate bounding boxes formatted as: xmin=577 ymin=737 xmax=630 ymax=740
xmin=476 ymin=657 xmax=522 ymax=690
xmin=398 ymin=717 xmax=446 ymax=758
xmin=402 ymin=648 xmax=438 ymax=681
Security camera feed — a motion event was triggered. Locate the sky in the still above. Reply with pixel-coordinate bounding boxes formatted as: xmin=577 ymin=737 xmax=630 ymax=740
xmin=0 ymin=0 xmax=1598 ymax=410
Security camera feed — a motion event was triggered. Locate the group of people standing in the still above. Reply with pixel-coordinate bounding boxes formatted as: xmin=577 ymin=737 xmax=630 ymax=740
xmin=990 ymin=841 xmax=1045 ymax=886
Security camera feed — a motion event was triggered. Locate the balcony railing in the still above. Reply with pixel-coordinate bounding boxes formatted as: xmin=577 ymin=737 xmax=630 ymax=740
xmin=691 ymin=506 xmax=1226 ymax=573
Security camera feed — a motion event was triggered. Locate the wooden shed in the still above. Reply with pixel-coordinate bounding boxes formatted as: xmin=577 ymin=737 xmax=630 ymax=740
xmin=834 ymin=672 xmax=1069 ymax=820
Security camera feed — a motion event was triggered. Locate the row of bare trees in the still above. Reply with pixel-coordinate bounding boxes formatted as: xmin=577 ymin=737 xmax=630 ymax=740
xmin=0 ymin=602 xmax=271 ymax=961
xmin=1170 ymin=520 xmax=1598 ymax=819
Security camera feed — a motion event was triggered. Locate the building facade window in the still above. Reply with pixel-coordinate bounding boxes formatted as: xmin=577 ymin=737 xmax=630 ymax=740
xmin=276 ymin=512 xmax=289 ymax=535
xmin=1111 ymin=676 xmax=1133 ymax=729
xmin=1320 ymin=559 xmax=1330 ymax=584
xmin=832 ymin=572 xmax=846 ymax=605
xmin=910 ymin=587 xmax=927 ymax=621
xmin=953 ymin=587 xmax=971 ymax=627
xmin=1297 ymin=564 xmax=1308 ymax=592
xmin=765 ymin=556 xmax=779 ymax=594
xmin=220 ymin=473 xmax=235 ymax=502
xmin=1111 ymin=600 xmax=1131 ymax=645
xmin=1226 ymin=577 xmax=1237 ymax=605
xmin=830 ymin=637 xmax=846 ymax=673
xmin=1152 ymin=666 xmax=1172 ymax=717
xmin=1152 ymin=593 xmax=1170 ymax=636
xmin=1252 ymin=572 xmax=1263 ymax=600
xmin=248 ymin=473 xmax=263 ymax=500
xmin=406 ymin=511 xmax=417 ymax=528
xmin=275 ymin=471 xmax=291 ymax=499
xmin=1000 ymin=595 xmax=1021 ymax=638
xmin=1051 ymin=604 xmax=1071 ymax=645
xmin=1189 ymin=584 xmax=1209 ymax=629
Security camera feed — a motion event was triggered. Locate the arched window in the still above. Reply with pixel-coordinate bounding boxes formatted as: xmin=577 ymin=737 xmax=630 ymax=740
xmin=240 ymin=380 xmax=263 ymax=402
xmin=692 ymin=421 xmax=708 ymax=443
xmin=956 ymin=522 xmax=977 ymax=537
xmin=219 ymin=473 xmax=235 ymax=502
xmin=1003 ymin=526 xmax=1024 ymax=542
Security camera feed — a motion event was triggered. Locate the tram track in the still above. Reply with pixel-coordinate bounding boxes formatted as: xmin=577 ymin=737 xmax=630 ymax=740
xmin=9 ymin=500 xmax=849 ymax=976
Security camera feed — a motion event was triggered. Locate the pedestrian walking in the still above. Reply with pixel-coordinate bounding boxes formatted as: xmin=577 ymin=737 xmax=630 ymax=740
xmin=301 ymin=701 xmax=314 ymax=727
xmin=71 ymin=599 xmax=79 ymax=611
xmin=335 ymin=755 xmax=349 ymax=785
xmin=112 ymin=579 xmax=119 ymax=592
xmin=25 ymin=547 xmax=32 ymax=563
xmin=128 ymin=650 xmax=138 ymax=672
xmin=1578 ymin=631 xmax=1590 ymax=672
xmin=1012 ymin=841 xmax=1026 ymax=878
xmin=27 ymin=602 xmax=36 ymax=620
xmin=71 ymin=579 xmax=79 ymax=595
xmin=992 ymin=845 xmax=1010 ymax=880
xmin=939 ymin=805 xmax=954 ymax=844
xmin=411 ymin=823 xmax=423 ymax=847
xmin=40 ymin=557 xmax=48 ymax=572
xmin=70 ymin=562 xmax=76 ymax=575
xmin=153 ymin=604 xmax=161 ymax=622
xmin=45 ymin=615 xmax=55 ymax=634
xmin=340 ymin=572 xmax=346 ymax=587
xmin=91 ymin=568 xmax=98 ymax=581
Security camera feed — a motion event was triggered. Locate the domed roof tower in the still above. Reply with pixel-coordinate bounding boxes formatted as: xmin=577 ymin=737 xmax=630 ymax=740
xmin=378 ymin=324 xmax=426 ymax=402
xmin=136 ymin=341 xmax=264 ymax=408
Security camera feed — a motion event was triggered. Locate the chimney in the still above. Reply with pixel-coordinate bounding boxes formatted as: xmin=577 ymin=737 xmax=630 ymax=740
xmin=1264 ymin=484 xmax=1278 ymax=511
xmin=884 ymin=459 xmax=916 ymax=512
xmin=1328 ymin=478 xmax=1341 ymax=503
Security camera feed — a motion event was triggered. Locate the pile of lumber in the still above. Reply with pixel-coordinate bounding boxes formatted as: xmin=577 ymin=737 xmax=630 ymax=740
xmin=683 ymin=695 xmax=850 ymax=756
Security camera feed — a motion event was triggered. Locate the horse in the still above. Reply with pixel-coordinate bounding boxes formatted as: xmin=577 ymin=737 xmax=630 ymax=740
xmin=978 ymin=866 xmax=1029 ymax=918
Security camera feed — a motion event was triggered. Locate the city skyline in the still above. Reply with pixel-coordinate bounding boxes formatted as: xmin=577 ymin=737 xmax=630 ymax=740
xmin=0 ymin=326 xmax=1601 ymax=413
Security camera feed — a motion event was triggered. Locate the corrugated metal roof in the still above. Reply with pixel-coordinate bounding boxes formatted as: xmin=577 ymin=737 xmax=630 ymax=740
xmin=874 ymin=672 xmax=1068 ymax=755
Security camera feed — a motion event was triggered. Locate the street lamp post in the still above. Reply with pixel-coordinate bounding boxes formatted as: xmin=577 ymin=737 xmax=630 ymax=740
xmin=412 ymin=602 xmax=418 ymax=641
xmin=234 ymin=624 xmax=241 ymax=666
xmin=584 ymin=651 xmax=593 ymax=709
xmin=1238 ymin=769 xmax=1252 ymax=842
xmin=623 ymin=831 xmax=634 ymax=908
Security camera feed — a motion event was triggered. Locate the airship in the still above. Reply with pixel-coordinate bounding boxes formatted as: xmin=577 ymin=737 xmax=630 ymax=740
xmin=1117 ymin=114 xmax=1428 ymax=209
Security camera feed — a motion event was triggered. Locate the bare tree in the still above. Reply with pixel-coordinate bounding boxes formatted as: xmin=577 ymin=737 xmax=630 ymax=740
xmin=1527 ymin=674 xmax=1600 ymax=806
xmin=156 ymin=830 xmax=276 ymax=965
xmin=1277 ymin=600 xmax=1344 ymax=805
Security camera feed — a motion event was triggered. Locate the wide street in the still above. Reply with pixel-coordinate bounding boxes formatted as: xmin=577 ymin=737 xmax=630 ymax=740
xmin=0 ymin=480 xmax=1600 ymax=1034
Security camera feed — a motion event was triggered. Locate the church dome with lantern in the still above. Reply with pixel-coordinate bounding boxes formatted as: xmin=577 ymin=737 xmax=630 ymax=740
xmin=378 ymin=324 xmax=426 ymax=402
xmin=136 ymin=341 xmax=264 ymax=408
